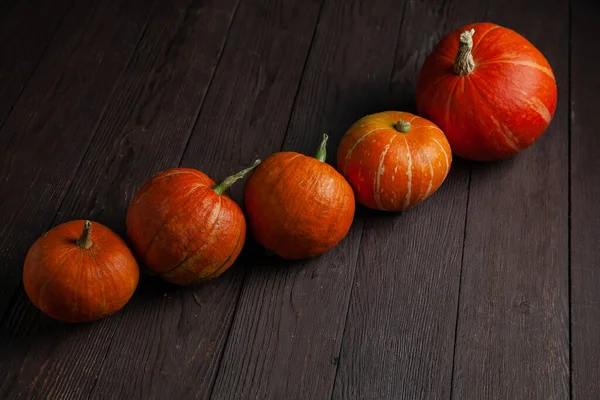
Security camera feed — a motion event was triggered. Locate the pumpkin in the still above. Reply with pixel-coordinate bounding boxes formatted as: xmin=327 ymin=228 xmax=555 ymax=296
xmin=23 ymin=220 xmax=139 ymax=323
xmin=337 ymin=111 xmax=452 ymax=211
xmin=416 ymin=22 xmax=557 ymax=161
xmin=126 ymin=161 xmax=259 ymax=285
xmin=244 ymin=134 xmax=355 ymax=260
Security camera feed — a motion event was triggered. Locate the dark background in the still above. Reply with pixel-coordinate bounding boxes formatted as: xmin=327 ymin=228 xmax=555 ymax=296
xmin=0 ymin=0 xmax=598 ymax=398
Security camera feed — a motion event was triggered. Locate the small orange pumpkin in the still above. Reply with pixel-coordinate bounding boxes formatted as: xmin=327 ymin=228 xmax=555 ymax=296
xmin=126 ymin=161 xmax=259 ymax=285
xmin=337 ymin=111 xmax=452 ymax=211
xmin=244 ymin=134 xmax=355 ymax=260
xmin=23 ymin=220 xmax=139 ymax=323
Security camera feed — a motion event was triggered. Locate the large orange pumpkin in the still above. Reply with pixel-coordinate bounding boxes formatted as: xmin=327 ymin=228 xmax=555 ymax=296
xmin=416 ymin=22 xmax=557 ymax=161
xmin=23 ymin=220 xmax=139 ymax=323
xmin=337 ymin=111 xmax=452 ymax=212
xmin=126 ymin=161 xmax=259 ymax=285
xmin=244 ymin=135 xmax=355 ymax=260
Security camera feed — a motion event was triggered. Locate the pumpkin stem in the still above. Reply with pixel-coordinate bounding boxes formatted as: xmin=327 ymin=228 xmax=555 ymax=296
xmin=76 ymin=220 xmax=93 ymax=250
xmin=395 ymin=120 xmax=411 ymax=133
xmin=213 ymin=159 xmax=261 ymax=195
xmin=315 ymin=133 xmax=328 ymax=162
xmin=454 ymin=29 xmax=476 ymax=76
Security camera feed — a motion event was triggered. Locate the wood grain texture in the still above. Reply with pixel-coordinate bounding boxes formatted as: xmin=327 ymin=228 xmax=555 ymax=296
xmin=0 ymin=0 xmax=239 ymax=398
xmin=0 ymin=0 xmax=584 ymax=398
xmin=330 ymin=1 xmax=480 ymax=398
xmin=209 ymin=0 xmax=420 ymax=398
xmin=451 ymin=0 xmax=570 ymax=398
xmin=570 ymin=0 xmax=600 ymax=398
xmin=0 ymin=0 xmax=156 ymax=322
xmin=76 ymin=0 xmax=322 ymax=399
xmin=0 ymin=0 xmax=16 ymax=22
xmin=0 ymin=0 xmax=72 ymax=129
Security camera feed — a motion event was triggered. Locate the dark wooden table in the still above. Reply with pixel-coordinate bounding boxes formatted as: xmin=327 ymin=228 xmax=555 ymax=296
xmin=0 ymin=0 xmax=597 ymax=398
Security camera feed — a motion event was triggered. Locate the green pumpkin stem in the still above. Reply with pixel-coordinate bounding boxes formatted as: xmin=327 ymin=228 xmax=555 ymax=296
xmin=76 ymin=220 xmax=93 ymax=250
xmin=395 ymin=120 xmax=411 ymax=133
xmin=454 ymin=29 xmax=476 ymax=76
xmin=315 ymin=133 xmax=329 ymax=162
xmin=213 ymin=159 xmax=261 ymax=195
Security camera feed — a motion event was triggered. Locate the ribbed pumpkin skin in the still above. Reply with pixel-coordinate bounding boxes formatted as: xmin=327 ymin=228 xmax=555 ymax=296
xmin=244 ymin=153 xmax=355 ymax=260
xmin=23 ymin=220 xmax=139 ymax=323
xmin=416 ymin=22 xmax=557 ymax=161
xmin=126 ymin=168 xmax=246 ymax=285
xmin=337 ymin=111 xmax=452 ymax=212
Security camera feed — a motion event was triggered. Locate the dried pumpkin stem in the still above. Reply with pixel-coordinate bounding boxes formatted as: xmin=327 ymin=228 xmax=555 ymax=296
xmin=395 ymin=120 xmax=411 ymax=133
xmin=76 ymin=220 xmax=93 ymax=250
xmin=213 ymin=159 xmax=261 ymax=195
xmin=315 ymin=133 xmax=328 ymax=162
xmin=454 ymin=29 xmax=475 ymax=76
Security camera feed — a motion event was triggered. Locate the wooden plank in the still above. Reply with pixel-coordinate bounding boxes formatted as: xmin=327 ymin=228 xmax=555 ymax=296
xmin=0 ymin=0 xmax=156 ymax=321
xmin=16 ymin=0 xmax=324 ymax=399
xmin=451 ymin=0 xmax=570 ymax=398
xmin=0 ymin=0 xmax=16 ymax=22
xmin=571 ymin=0 xmax=600 ymax=398
xmin=207 ymin=0 xmax=464 ymax=398
xmin=0 ymin=0 xmax=72 ymax=128
xmin=0 ymin=0 xmax=240 ymax=398
xmin=329 ymin=1 xmax=480 ymax=398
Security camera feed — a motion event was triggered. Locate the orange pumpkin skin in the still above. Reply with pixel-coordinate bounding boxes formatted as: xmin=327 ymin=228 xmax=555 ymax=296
xmin=416 ymin=23 xmax=557 ymax=161
xmin=23 ymin=220 xmax=139 ymax=323
xmin=244 ymin=138 xmax=355 ymax=260
xmin=337 ymin=111 xmax=452 ymax=212
xmin=126 ymin=167 xmax=252 ymax=285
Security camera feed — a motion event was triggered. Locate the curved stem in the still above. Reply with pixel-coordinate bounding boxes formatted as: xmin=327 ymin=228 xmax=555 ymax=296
xmin=454 ymin=29 xmax=476 ymax=76
xmin=395 ymin=120 xmax=411 ymax=133
xmin=213 ymin=159 xmax=261 ymax=195
xmin=76 ymin=220 xmax=93 ymax=250
xmin=315 ymin=133 xmax=328 ymax=162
